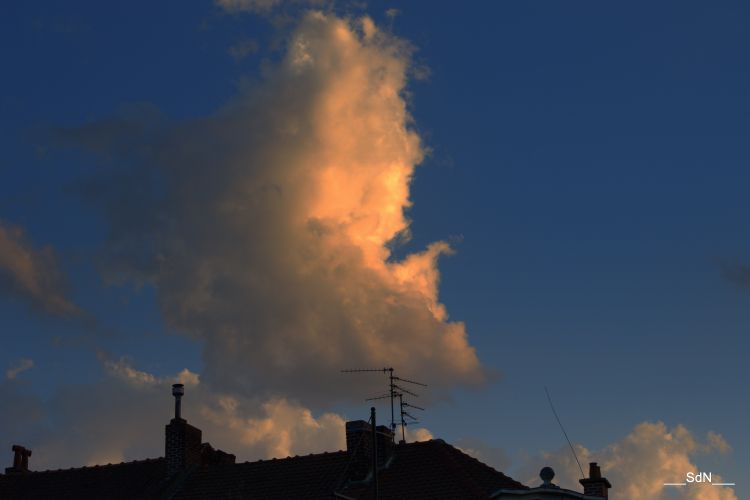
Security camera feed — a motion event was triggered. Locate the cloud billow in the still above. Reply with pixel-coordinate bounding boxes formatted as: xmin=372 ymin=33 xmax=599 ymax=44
xmin=76 ymin=12 xmax=484 ymax=407
xmin=0 ymin=221 xmax=81 ymax=317
xmin=521 ymin=421 xmax=736 ymax=500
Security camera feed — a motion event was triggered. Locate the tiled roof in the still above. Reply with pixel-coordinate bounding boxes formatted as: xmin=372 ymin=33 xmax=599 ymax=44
xmin=0 ymin=458 xmax=169 ymax=499
xmin=173 ymin=451 xmax=351 ymax=499
xmin=341 ymin=440 xmax=528 ymax=500
xmin=0 ymin=439 xmax=528 ymax=499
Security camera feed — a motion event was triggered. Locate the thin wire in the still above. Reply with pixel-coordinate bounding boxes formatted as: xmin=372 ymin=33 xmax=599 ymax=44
xmin=544 ymin=386 xmax=585 ymax=479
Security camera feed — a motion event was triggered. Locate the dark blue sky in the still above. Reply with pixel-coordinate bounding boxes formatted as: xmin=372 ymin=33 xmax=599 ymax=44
xmin=2 ymin=1 xmax=748 ymax=496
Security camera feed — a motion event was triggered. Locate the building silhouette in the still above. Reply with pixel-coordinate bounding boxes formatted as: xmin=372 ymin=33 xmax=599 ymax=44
xmin=0 ymin=384 xmax=611 ymax=499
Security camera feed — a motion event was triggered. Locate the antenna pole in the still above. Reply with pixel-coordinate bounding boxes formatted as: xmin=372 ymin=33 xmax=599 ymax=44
xmin=342 ymin=367 xmax=426 ymax=446
xmin=399 ymin=393 xmax=406 ymax=443
xmin=545 ymin=386 xmax=585 ymax=479
xmin=371 ymin=407 xmax=379 ymax=500
xmin=388 ymin=368 xmax=396 ymax=441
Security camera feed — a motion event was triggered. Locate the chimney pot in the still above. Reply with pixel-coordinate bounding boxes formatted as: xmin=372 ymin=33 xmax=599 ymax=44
xmin=165 ymin=384 xmax=202 ymax=476
xmin=589 ymin=462 xmax=602 ymax=479
xmin=172 ymin=383 xmax=184 ymax=420
xmin=6 ymin=445 xmax=32 ymax=474
xmin=580 ymin=462 xmax=611 ymax=499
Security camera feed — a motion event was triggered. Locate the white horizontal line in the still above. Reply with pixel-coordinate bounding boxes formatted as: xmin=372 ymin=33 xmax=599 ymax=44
xmin=663 ymin=483 xmax=686 ymax=486
xmin=712 ymin=483 xmax=735 ymax=486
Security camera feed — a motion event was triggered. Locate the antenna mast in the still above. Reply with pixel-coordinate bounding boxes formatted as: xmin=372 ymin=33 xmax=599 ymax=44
xmin=342 ymin=367 xmax=427 ymax=442
xmin=398 ymin=393 xmax=424 ymax=443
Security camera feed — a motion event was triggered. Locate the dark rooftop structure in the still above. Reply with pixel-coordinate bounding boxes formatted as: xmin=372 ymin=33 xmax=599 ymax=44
xmin=0 ymin=384 xmax=610 ymax=499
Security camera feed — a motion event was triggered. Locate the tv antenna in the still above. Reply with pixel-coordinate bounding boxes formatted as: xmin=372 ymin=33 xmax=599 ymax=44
xmin=397 ymin=393 xmax=424 ymax=443
xmin=342 ymin=367 xmax=427 ymax=442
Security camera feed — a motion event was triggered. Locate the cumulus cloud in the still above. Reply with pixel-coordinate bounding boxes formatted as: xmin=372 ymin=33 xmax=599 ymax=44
xmin=406 ymin=427 xmax=433 ymax=443
xmin=100 ymin=353 xmax=200 ymax=388
xmin=90 ymin=343 xmax=424 ymax=461
xmin=523 ymin=421 xmax=736 ymax=500
xmin=200 ymin=396 xmax=345 ymax=458
xmin=3 ymin=356 xmax=347 ymax=470
xmin=71 ymin=11 xmax=484 ymax=407
xmin=0 ymin=221 xmax=80 ymax=316
xmin=5 ymin=358 xmax=34 ymax=380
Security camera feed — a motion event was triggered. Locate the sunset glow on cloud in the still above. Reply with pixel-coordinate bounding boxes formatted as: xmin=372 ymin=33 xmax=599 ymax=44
xmin=80 ymin=11 xmax=483 ymax=404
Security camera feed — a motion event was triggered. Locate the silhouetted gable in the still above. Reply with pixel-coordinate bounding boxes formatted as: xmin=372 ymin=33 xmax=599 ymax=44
xmin=341 ymin=440 xmax=528 ymax=500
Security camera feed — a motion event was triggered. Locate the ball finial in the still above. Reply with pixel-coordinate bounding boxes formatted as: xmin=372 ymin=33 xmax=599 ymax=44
xmin=540 ymin=466 xmax=555 ymax=485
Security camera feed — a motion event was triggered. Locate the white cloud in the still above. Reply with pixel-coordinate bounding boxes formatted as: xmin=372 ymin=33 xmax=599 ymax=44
xmin=0 ymin=356 xmax=346 ymax=470
xmin=523 ymin=421 xmax=736 ymax=500
xmin=407 ymin=427 xmax=433 ymax=442
xmin=201 ymin=396 xmax=345 ymax=458
xmin=0 ymin=221 xmax=80 ymax=316
xmin=6 ymin=358 xmax=34 ymax=380
xmin=100 ymin=354 xmax=200 ymax=388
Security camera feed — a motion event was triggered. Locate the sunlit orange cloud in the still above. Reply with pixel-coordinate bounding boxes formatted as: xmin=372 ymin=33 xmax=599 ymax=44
xmin=82 ymin=11 xmax=486 ymax=405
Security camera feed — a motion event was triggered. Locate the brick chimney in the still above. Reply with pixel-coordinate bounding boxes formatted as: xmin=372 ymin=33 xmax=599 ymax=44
xmin=5 ymin=445 xmax=32 ymax=475
xmin=345 ymin=418 xmax=395 ymax=481
xmin=579 ymin=462 xmax=612 ymax=499
xmin=375 ymin=425 xmax=394 ymax=466
xmin=165 ymin=384 xmax=203 ymax=477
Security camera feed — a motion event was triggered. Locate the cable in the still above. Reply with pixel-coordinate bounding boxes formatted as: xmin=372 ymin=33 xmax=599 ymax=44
xmin=545 ymin=386 xmax=585 ymax=479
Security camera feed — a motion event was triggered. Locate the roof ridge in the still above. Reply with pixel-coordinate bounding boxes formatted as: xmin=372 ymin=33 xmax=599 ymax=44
xmin=16 ymin=457 xmax=164 ymax=475
xmin=436 ymin=440 xmax=528 ymax=491
xmin=432 ymin=441 xmax=494 ymax=498
xmin=235 ymin=449 xmax=347 ymax=466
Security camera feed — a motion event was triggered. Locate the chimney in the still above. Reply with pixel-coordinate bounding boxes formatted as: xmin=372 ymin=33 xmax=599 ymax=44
xmin=345 ymin=419 xmax=372 ymax=480
xmin=375 ymin=425 xmax=394 ymax=466
xmin=579 ymin=462 xmax=612 ymax=499
xmin=165 ymin=384 xmax=203 ymax=477
xmin=5 ymin=445 xmax=32 ymax=475
xmin=344 ymin=416 xmax=395 ymax=481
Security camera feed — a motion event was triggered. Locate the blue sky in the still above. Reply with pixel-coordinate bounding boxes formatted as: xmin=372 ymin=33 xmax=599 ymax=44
xmin=1 ymin=1 xmax=748 ymax=497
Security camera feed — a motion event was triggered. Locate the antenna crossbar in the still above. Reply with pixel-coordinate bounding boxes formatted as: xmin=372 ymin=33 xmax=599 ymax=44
xmin=342 ymin=366 xmax=426 ymax=444
xmin=393 ymin=376 xmax=427 ymax=387
xmin=402 ymin=402 xmax=424 ymax=411
xmin=365 ymin=394 xmax=393 ymax=402
xmin=393 ymin=384 xmax=418 ymax=397
xmin=341 ymin=368 xmax=392 ymax=373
